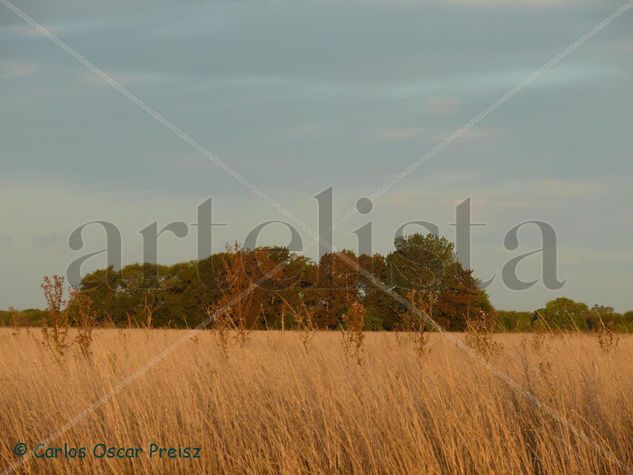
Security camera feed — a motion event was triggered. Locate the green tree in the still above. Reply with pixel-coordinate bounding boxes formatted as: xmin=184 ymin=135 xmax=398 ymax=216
xmin=387 ymin=233 xmax=492 ymax=330
xmin=539 ymin=298 xmax=591 ymax=331
xmin=388 ymin=233 xmax=458 ymax=294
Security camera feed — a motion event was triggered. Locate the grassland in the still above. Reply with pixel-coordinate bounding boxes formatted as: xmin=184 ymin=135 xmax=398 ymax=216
xmin=1 ymin=329 xmax=632 ymax=474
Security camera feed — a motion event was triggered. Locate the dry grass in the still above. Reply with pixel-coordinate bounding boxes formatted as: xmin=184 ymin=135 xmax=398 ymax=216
xmin=1 ymin=329 xmax=633 ymax=474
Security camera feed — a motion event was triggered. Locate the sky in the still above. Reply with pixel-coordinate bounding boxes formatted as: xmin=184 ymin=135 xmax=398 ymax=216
xmin=1 ymin=0 xmax=632 ymax=311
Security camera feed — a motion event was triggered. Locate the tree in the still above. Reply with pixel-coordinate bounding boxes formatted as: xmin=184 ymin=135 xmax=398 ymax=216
xmin=358 ymin=254 xmax=395 ymax=330
xmin=539 ymin=298 xmax=591 ymax=331
xmin=310 ymin=251 xmax=361 ymax=329
xmin=387 ymin=233 xmax=492 ymax=330
xmin=388 ymin=233 xmax=458 ymax=295
xmin=68 ymin=234 xmax=494 ymax=331
xmin=434 ymin=265 xmax=492 ymax=331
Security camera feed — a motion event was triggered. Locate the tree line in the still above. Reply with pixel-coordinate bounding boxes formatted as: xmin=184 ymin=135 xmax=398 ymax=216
xmin=1 ymin=233 xmax=632 ymax=332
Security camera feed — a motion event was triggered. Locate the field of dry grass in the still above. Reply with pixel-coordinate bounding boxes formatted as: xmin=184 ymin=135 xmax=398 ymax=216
xmin=1 ymin=328 xmax=632 ymax=474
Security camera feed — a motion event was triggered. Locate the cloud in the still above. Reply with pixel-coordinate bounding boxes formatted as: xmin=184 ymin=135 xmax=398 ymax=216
xmin=0 ymin=234 xmax=12 ymax=244
xmin=373 ymin=128 xmax=428 ymax=142
xmin=617 ymin=41 xmax=633 ymax=54
xmin=77 ymin=70 xmax=183 ymax=88
xmin=387 ymin=178 xmax=616 ymax=211
xmin=382 ymin=64 xmax=611 ymax=103
xmin=536 ymin=179 xmax=605 ymax=199
xmin=443 ymin=0 xmax=598 ymax=6
xmin=0 ymin=62 xmax=39 ymax=79
xmin=387 ymin=189 xmax=528 ymax=210
xmin=372 ymin=126 xmax=507 ymax=143
xmin=426 ymin=96 xmax=459 ymax=115
xmin=322 ymin=0 xmax=593 ymax=6
xmin=0 ymin=24 xmax=53 ymax=38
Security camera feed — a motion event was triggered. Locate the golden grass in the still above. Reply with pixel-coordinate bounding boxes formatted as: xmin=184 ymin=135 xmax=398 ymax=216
xmin=1 ymin=329 xmax=633 ymax=474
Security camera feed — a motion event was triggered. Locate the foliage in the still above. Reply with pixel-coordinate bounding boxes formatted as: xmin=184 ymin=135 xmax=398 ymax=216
xmin=539 ymin=298 xmax=592 ymax=331
xmin=41 ymin=275 xmax=70 ymax=358
xmin=465 ymin=311 xmax=501 ymax=360
xmin=401 ymin=289 xmax=434 ymax=361
xmin=341 ymin=300 xmax=366 ymax=364
xmin=66 ymin=289 xmax=97 ymax=359
xmin=4 ymin=235 xmax=633 ymax=333
xmin=56 ymin=233 xmax=493 ymax=331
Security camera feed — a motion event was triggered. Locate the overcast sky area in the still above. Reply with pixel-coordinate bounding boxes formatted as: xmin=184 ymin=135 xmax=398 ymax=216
xmin=1 ymin=0 xmax=632 ymax=311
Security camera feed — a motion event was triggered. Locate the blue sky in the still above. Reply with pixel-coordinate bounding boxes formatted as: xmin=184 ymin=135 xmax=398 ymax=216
xmin=1 ymin=0 xmax=632 ymax=311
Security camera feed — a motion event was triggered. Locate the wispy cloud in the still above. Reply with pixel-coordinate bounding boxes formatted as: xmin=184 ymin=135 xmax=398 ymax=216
xmin=0 ymin=62 xmax=38 ymax=78
xmin=427 ymin=96 xmax=460 ymax=115
xmin=77 ymin=70 xmax=183 ymax=88
xmin=382 ymin=64 xmax=613 ymax=101
xmin=536 ymin=179 xmax=606 ymax=198
xmin=0 ymin=24 xmax=55 ymax=38
xmin=446 ymin=0 xmax=596 ymax=6
xmin=617 ymin=41 xmax=633 ymax=53
xmin=324 ymin=0 xmax=596 ymax=6
xmin=372 ymin=126 xmax=507 ymax=143
xmin=387 ymin=178 xmax=618 ymax=210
